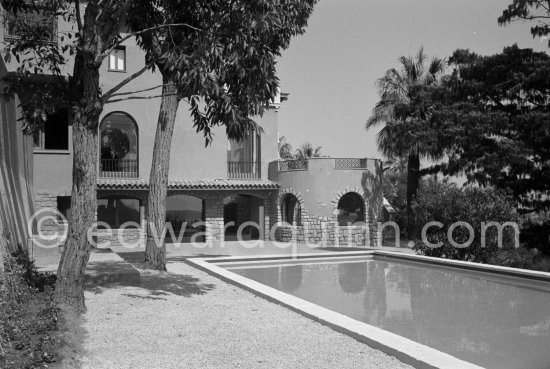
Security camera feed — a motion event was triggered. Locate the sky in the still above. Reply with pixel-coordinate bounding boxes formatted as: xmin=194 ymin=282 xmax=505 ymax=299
xmin=275 ymin=0 xmax=548 ymax=159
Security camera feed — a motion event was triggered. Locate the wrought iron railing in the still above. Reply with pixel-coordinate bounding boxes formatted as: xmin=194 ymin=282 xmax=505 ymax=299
xmin=227 ymin=161 xmax=261 ymax=179
xmin=279 ymin=159 xmax=308 ymax=172
xmin=334 ymin=158 xmax=370 ymax=170
xmin=99 ymin=159 xmax=138 ymax=178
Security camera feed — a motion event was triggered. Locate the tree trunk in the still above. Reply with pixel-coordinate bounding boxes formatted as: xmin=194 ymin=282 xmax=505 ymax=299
xmin=54 ymin=49 xmax=102 ymax=310
xmin=0 ymin=216 xmax=6 ymax=282
xmin=144 ymin=80 xmax=180 ymax=271
xmin=406 ymin=153 xmax=420 ymax=239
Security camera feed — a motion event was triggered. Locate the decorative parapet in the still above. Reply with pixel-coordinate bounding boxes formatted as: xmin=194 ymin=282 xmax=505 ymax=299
xmin=334 ymin=158 xmax=371 ymax=170
xmin=277 ymin=157 xmax=380 ymax=172
xmin=279 ymin=159 xmax=308 ymax=172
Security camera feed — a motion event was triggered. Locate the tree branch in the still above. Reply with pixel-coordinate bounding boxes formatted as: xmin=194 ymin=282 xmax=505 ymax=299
xmin=101 ymin=64 xmax=152 ymax=102
xmin=98 ymin=23 xmax=201 ymax=64
xmin=106 ymin=84 xmax=172 ymax=99
xmin=104 ymin=92 xmax=185 ymax=104
xmin=73 ymin=0 xmax=83 ymax=33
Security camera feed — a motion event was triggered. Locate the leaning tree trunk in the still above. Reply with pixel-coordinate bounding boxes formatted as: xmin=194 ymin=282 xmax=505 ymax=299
xmin=144 ymin=79 xmax=180 ymax=271
xmin=406 ymin=153 xmax=420 ymax=239
xmin=54 ymin=51 xmax=102 ymax=310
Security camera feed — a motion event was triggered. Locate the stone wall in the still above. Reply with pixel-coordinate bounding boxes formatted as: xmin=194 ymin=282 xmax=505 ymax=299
xmin=273 ymin=187 xmax=382 ymax=247
xmin=33 ymin=190 xmax=70 ymax=243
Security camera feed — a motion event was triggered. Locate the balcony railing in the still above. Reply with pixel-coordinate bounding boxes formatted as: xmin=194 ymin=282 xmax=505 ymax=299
xmin=278 ymin=157 xmax=379 ymax=172
xmin=334 ymin=158 xmax=370 ymax=170
xmin=100 ymin=159 xmax=138 ymax=178
xmin=227 ymin=161 xmax=261 ymax=179
xmin=278 ymin=159 xmax=308 ymax=172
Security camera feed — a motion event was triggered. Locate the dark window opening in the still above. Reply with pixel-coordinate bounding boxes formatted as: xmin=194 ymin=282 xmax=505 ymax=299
xmin=281 ymin=194 xmax=301 ymax=226
xmin=337 ymin=193 xmax=365 ymax=226
xmin=97 ymin=198 xmax=140 ymax=229
xmin=43 ymin=108 xmax=69 ymax=150
xmin=57 ymin=196 xmax=70 ymax=221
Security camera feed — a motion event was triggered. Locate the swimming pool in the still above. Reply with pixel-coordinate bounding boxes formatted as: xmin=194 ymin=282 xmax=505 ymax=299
xmin=188 ymin=252 xmax=550 ymax=369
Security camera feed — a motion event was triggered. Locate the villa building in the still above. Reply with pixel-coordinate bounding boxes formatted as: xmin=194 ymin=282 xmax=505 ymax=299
xmin=0 ymin=6 xmax=390 ymax=261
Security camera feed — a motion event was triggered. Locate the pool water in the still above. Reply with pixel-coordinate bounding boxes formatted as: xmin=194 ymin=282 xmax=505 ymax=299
xmin=225 ymin=257 xmax=550 ymax=369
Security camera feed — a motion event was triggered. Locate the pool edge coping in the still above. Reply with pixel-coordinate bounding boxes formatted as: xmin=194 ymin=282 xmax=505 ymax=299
xmin=190 ymin=249 xmax=550 ymax=282
xmin=185 ymin=252 xmax=490 ymax=369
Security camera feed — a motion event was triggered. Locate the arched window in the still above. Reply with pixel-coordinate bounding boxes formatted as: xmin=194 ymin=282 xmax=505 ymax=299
xmin=337 ymin=193 xmax=364 ymax=226
xmin=99 ymin=112 xmax=138 ymax=178
xmin=97 ymin=197 xmax=140 ymax=229
xmin=281 ymin=194 xmax=301 ymax=226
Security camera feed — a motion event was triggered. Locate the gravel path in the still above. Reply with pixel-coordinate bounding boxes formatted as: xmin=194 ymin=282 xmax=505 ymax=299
xmin=76 ymin=262 xmax=413 ymax=369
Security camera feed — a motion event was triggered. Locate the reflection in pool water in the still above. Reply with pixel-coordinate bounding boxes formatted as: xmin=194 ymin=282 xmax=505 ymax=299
xmin=228 ymin=259 xmax=550 ymax=369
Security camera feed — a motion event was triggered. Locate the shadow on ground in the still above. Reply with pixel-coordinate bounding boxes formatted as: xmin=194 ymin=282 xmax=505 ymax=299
xmin=117 ymin=251 xmax=231 ymax=263
xmin=167 ymin=254 xmax=231 ymax=263
xmin=52 ymin=306 xmax=87 ymax=369
xmin=115 ymin=251 xmax=146 ymax=264
xmin=85 ymin=255 xmax=215 ymax=298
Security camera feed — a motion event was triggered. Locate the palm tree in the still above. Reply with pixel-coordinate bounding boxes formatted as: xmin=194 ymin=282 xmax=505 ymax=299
xmin=295 ymin=142 xmax=322 ymax=159
xmin=278 ymin=136 xmax=293 ymax=159
xmin=366 ymin=47 xmax=446 ymax=237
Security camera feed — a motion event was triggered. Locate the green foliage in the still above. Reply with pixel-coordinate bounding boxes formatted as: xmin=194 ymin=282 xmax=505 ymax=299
xmin=11 ymin=250 xmax=57 ymax=292
xmin=278 ymin=136 xmax=293 ymax=159
xmin=425 ymin=45 xmax=550 ymax=213
xmin=381 ymin=159 xmax=409 ymax=235
xmin=499 ymin=0 xmax=550 ymax=44
xmin=1 ymin=254 xmax=58 ymax=369
xmin=367 ymin=47 xmax=447 ymax=237
xmin=294 ymin=142 xmax=322 ymax=159
xmin=488 ymin=247 xmax=550 ymax=272
xmin=412 ymin=180 xmax=519 ymax=262
xmin=520 ymin=217 xmax=550 ymax=256
xmin=366 ymin=47 xmax=446 ymax=160
xmin=126 ymin=0 xmax=317 ymax=144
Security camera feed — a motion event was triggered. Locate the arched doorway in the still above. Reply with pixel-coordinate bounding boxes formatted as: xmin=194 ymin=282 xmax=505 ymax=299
xmin=165 ymin=195 xmax=205 ymax=243
xmin=337 ymin=192 xmax=365 ymax=226
xmin=223 ymin=195 xmax=264 ymax=240
xmin=99 ymin=112 xmax=138 ymax=178
xmin=281 ymin=194 xmax=301 ymax=226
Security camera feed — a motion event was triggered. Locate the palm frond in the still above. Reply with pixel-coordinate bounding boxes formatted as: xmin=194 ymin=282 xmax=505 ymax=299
xmin=367 ymin=47 xmax=446 ymax=162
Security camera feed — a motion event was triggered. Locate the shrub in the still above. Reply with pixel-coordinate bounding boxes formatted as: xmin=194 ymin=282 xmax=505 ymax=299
xmin=0 ymin=254 xmax=58 ymax=369
xmin=11 ymin=250 xmax=57 ymax=292
xmin=519 ymin=218 xmax=550 ymax=256
xmin=412 ymin=180 xmax=519 ymax=262
xmin=488 ymin=247 xmax=550 ymax=272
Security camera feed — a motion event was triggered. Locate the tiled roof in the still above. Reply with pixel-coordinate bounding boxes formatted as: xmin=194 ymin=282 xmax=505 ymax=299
xmin=97 ymin=178 xmax=280 ymax=190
